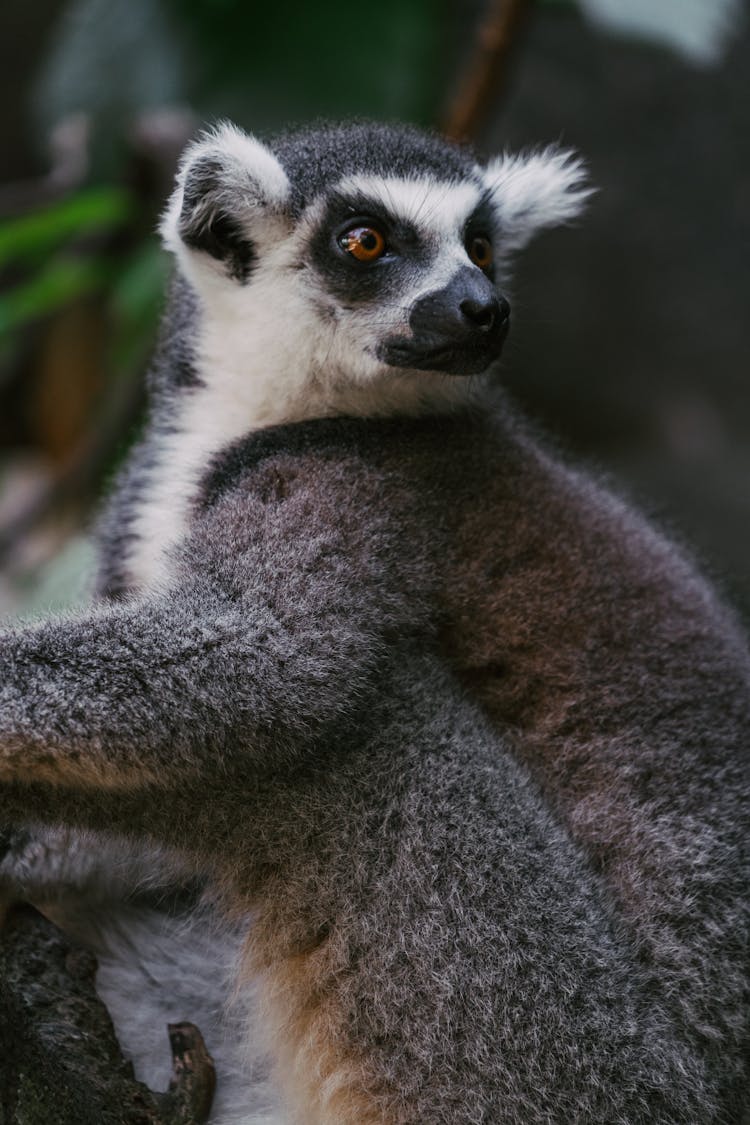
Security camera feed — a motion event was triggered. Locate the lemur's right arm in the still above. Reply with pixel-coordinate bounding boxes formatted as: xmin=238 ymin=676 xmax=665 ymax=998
xmin=0 ymin=455 xmax=426 ymax=806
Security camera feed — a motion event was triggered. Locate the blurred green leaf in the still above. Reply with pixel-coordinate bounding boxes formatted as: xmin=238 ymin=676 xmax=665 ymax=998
xmin=0 ymin=188 xmax=131 ymax=270
xmin=110 ymin=240 xmax=167 ymax=325
xmin=109 ymin=240 xmax=169 ymax=371
xmin=0 ymin=255 xmax=111 ymax=334
xmin=165 ymin=0 xmax=443 ymax=126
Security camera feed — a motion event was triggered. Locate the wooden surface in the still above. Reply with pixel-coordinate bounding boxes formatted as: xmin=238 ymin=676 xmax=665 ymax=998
xmin=0 ymin=904 xmax=215 ymax=1125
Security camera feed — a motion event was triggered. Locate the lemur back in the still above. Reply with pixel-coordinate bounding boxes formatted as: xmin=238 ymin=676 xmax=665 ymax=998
xmin=1 ymin=121 xmax=748 ymax=1123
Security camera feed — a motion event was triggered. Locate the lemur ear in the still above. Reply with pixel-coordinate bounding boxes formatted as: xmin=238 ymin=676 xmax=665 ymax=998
xmin=161 ymin=123 xmax=291 ymax=284
xmin=481 ymin=148 xmax=593 ymax=253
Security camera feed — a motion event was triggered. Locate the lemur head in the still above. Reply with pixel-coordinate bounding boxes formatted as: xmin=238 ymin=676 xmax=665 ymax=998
xmin=161 ymin=121 xmax=590 ymax=419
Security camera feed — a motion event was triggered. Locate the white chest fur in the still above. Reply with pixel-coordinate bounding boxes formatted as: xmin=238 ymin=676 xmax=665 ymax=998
xmin=123 ymin=273 xmax=482 ymax=592
xmin=124 ymin=267 xmax=330 ymax=590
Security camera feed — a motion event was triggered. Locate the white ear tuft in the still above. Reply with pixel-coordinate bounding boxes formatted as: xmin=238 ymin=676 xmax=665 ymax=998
xmin=160 ymin=122 xmax=291 ymax=283
xmin=482 ymin=147 xmax=594 ymax=253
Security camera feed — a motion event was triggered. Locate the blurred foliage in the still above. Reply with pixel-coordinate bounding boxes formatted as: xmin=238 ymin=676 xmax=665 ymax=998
xmin=35 ymin=0 xmax=448 ymax=177
xmin=0 ymin=188 xmax=167 ymax=389
xmin=0 ymin=191 xmax=126 ymax=337
xmin=163 ymin=0 xmax=444 ymax=124
xmin=0 ymin=189 xmax=130 ymax=271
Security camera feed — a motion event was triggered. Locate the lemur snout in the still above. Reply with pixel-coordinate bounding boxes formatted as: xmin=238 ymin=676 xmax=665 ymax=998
xmin=378 ymin=270 xmax=510 ymax=375
xmin=408 ymin=269 xmax=510 ymax=346
xmin=460 ymin=294 xmax=511 ymax=341
xmin=377 ymin=268 xmax=510 ymax=375
xmin=460 ymin=296 xmax=500 ymax=331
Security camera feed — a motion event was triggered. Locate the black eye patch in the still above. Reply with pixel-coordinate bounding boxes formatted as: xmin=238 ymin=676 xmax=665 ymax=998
xmin=463 ymin=198 xmax=497 ymax=280
xmin=308 ymin=191 xmax=431 ymax=304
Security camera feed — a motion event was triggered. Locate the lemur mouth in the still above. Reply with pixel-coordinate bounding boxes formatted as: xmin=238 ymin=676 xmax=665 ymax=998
xmin=378 ymin=321 xmax=508 ymax=377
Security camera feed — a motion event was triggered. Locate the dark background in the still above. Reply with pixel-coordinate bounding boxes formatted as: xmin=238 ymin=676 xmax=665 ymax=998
xmin=1 ymin=0 xmax=748 ymax=617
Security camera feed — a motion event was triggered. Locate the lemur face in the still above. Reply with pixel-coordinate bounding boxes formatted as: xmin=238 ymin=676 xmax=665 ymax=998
xmin=304 ymin=175 xmax=509 ymax=376
xmin=161 ymin=123 xmax=590 ymax=395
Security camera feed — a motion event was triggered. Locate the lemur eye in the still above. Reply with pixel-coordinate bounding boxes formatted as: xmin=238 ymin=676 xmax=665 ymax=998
xmin=339 ymin=225 xmax=386 ymax=262
xmin=467 ymin=235 xmax=493 ymax=272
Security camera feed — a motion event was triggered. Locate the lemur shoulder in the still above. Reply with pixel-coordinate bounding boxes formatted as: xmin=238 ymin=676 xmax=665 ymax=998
xmin=0 ymin=122 xmax=748 ymax=1125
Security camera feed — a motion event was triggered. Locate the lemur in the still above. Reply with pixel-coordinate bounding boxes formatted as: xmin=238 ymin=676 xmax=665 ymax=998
xmin=1 ymin=122 xmax=749 ymax=1125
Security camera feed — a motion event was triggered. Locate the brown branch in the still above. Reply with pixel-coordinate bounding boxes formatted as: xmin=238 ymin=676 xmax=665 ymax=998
xmin=0 ymin=904 xmax=217 ymax=1124
xmin=442 ymin=0 xmax=535 ymax=143
xmin=0 ymin=353 xmax=146 ymax=568
xmin=157 ymin=1023 xmax=216 ymax=1125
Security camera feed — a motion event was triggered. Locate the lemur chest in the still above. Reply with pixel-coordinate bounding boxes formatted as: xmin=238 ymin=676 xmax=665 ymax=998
xmin=125 ymin=386 xmax=264 ymax=590
xmin=122 ymin=324 xmax=342 ymax=592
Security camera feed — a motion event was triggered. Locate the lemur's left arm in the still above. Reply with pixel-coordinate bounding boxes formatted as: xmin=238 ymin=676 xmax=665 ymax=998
xmin=0 ymin=462 xmax=428 ymax=814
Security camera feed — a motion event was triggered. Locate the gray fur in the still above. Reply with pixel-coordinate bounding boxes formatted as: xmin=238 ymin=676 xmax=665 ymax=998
xmin=94 ymin=274 xmax=203 ymax=600
xmin=272 ymin=121 xmax=481 ymax=212
xmin=1 ymin=121 xmax=749 ymax=1123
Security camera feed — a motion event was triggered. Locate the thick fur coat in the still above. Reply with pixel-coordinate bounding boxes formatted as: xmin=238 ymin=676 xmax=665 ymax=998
xmin=2 ymin=406 xmax=749 ymax=1122
xmin=1 ymin=121 xmax=748 ymax=1123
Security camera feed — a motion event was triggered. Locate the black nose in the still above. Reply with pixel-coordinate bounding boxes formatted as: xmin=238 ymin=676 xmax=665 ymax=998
xmin=381 ymin=266 xmax=511 ymax=375
xmin=408 ymin=269 xmax=510 ymax=344
xmin=461 ymin=296 xmax=501 ymax=332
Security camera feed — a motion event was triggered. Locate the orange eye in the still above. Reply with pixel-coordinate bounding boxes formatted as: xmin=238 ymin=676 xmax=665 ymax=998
xmin=339 ymin=225 xmax=386 ymax=262
xmin=467 ymin=235 xmax=493 ymax=272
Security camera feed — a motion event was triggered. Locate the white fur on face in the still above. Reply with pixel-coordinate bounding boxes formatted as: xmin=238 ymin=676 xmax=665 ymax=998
xmin=290 ymin=172 xmax=502 ymax=399
xmin=330 ymin=172 xmax=488 ymax=308
xmin=335 ymin=174 xmax=483 ymax=243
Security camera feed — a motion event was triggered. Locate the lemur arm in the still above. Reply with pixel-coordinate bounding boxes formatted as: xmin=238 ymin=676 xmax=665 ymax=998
xmin=0 ymin=588 xmax=363 ymax=793
xmin=0 ymin=465 xmax=423 ymax=801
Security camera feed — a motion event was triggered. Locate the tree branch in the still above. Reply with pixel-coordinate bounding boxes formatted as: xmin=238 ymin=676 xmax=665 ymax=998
xmin=0 ymin=904 xmax=216 ymax=1124
xmin=442 ymin=0 xmax=535 ymax=142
